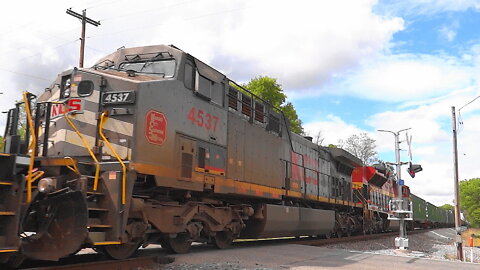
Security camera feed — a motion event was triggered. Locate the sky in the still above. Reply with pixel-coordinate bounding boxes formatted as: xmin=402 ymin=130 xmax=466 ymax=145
xmin=1 ymin=0 xmax=480 ymax=206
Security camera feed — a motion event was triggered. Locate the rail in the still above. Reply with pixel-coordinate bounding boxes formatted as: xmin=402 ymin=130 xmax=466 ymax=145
xmin=286 ymin=228 xmax=432 ymax=247
xmin=99 ymin=112 xmax=127 ymax=204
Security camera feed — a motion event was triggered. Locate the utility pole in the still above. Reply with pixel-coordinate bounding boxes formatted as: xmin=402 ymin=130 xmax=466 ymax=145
xmin=451 ymin=106 xmax=463 ymax=261
xmin=379 ymin=128 xmax=411 ymax=250
xmin=66 ymin=8 xmax=100 ymax=68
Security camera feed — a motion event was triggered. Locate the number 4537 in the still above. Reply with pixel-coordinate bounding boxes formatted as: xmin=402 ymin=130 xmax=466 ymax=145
xmin=187 ymin=107 xmax=218 ymax=132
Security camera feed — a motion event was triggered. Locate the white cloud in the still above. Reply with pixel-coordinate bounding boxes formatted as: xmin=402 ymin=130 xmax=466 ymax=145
xmin=0 ymin=0 xmax=405 ymax=127
xmin=439 ymin=26 xmax=457 ymax=42
xmin=143 ymin=0 xmax=404 ymax=90
xmin=0 ymin=0 xmax=404 ymax=126
xmin=302 ymin=84 xmax=480 ymax=206
xmin=365 ymin=87 xmax=480 ymax=205
xmin=304 ymin=114 xmax=368 ymax=146
xmin=332 ymin=53 xmax=475 ymax=103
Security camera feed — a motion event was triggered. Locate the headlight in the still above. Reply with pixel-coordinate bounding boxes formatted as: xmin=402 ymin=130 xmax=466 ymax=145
xmin=38 ymin=177 xmax=57 ymax=193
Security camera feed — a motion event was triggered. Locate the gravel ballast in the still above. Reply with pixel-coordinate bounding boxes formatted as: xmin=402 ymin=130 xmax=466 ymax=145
xmin=324 ymin=228 xmax=480 ymax=263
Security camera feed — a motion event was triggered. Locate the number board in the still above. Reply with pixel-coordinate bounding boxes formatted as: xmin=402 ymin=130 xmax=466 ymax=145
xmin=101 ymin=91 xmax=136 ymax=105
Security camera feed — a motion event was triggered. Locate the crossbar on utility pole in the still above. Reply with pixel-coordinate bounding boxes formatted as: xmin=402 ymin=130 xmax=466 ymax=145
xmin=451 ymin=106 xmax=464 ymax=261
xmin=66 ymin=8 xmax=100 ymax=68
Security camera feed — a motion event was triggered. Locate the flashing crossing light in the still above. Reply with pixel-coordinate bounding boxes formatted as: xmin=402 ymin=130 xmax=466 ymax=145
xmin=407 ymin=162 xmax=422 ymax=178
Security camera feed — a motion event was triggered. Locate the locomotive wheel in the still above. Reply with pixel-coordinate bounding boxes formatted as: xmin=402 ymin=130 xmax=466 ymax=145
xmin=212 ymin=231 xmax=234 ymax=249
xmin=101 ymin=239 xmax=142 ymax=260
xmin=161 ymin=234 xmax=191 ymax=254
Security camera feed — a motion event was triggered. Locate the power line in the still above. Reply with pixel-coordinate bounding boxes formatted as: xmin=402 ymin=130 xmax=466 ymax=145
xmin=458 ymin=94 xmax=480 ymax=111
xmin=456 ymin=94 xmax=480 ymax=133
xmin=0 ymin=39 xmax=79 ymax=81
xmin=89 ymin=5 xmax=250 ymax=39
xmin=0 ymin=39 xmax=78 ymax=82
xmin=0 ymin=21 xmax=35 ymax=38
xmin=16 ymin=39 xmax=79 ymax=63
xmin=0 ymin=67 xmax=51 ymax=82
xmin=69 ymin=0 xmax=109 ymax=11
xmin=97 ymin=0 xmax=196 ymax=22
xmin=85 ymin=0 xmax=125 ymax=10
xmin=33 ymin=28 xmax=110 ymax=55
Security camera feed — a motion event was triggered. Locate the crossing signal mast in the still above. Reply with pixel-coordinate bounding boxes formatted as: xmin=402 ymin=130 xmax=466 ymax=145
xmin=378 ymin=128 xmax=422 ymax=251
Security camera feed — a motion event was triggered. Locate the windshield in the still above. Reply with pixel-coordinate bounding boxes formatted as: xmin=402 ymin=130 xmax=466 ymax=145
xmin=118 ymin=59 xmax=176 ymax=78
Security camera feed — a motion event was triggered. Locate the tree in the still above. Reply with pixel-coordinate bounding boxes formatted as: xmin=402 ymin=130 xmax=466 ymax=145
xmin=460 ymin=178 xmax=480 ymax=227
xmin=312 ymin=131 xmax=325 ymax=146
xmin=281 ymin=102 xmax=303 ymax=134
xmin=0 ymin=136 xmax=4 ymax=151
xmin=244 ymin=76 xmax=304 ymax=134
xmin=338 ymin=132 xmax=378 ymax=165
xmin=440 ymin=204 xmax=454 ymax=210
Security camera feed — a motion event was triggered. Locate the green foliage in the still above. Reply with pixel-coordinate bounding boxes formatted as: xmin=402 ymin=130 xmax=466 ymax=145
xmin=440 ymin=204 xmax=454 ymax=210
xmin=460 ymin=178 xmax=480 ymax=227
xmin=0 ymin=136 xmax=4 ymax=152
xmin=280 ymin=102 xmax=303 ymax=134
xmin=244 ymin=76 xmax=304 ymax=134
xmin=245 ymin=76 xmax=286 ymax=107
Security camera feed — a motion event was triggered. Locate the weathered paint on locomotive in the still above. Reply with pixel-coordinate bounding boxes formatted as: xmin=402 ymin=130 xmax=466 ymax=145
xmin=38 ymin=70 xmax=136 ymax=160
xmin=83 ymin=44 xmax=364 ymax=206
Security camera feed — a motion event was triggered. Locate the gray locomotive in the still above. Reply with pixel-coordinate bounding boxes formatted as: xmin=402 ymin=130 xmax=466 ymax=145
xmin=0 ymin=45 xmax=452 ymax=266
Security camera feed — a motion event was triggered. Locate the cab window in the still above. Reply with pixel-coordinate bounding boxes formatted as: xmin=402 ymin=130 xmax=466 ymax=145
xmin=184 ymin=62 xmax=195 ymax=90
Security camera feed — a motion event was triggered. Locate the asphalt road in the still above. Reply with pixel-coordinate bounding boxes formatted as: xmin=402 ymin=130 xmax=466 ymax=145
xmin=161 ymin=243 xmax=480 ymax=270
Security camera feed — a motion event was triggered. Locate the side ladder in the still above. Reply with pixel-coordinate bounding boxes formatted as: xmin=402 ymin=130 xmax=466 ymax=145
xmin=0 ymin=155 xmax=26 ymax=254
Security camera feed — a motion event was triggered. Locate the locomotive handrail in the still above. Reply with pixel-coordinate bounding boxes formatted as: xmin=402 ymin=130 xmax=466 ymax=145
xmin=64 ymin=111 xmax=101 ymax=191
xmin=64 ymin=156 xmax=80 ymax=175
xmin=49 ymin=101 xmax=101 ymax=191
xmin=99 ymin=112 xmax=127 ymax=205
xmin=29 ymin=170 xmax=45 ymax=183
xmin=23 ymin=91 xmax=37 ymax=203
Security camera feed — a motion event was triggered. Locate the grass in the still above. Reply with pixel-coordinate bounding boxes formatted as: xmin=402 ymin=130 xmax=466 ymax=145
xmin=462 ymin=228 xmax=480 ymax=247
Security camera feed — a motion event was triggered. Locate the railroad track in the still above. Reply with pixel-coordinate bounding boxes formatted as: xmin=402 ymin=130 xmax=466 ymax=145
xmin=232 ymin=228 xmax=434 ymax=248
xmin=290 ymin=229 xmax=432 ymax=247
